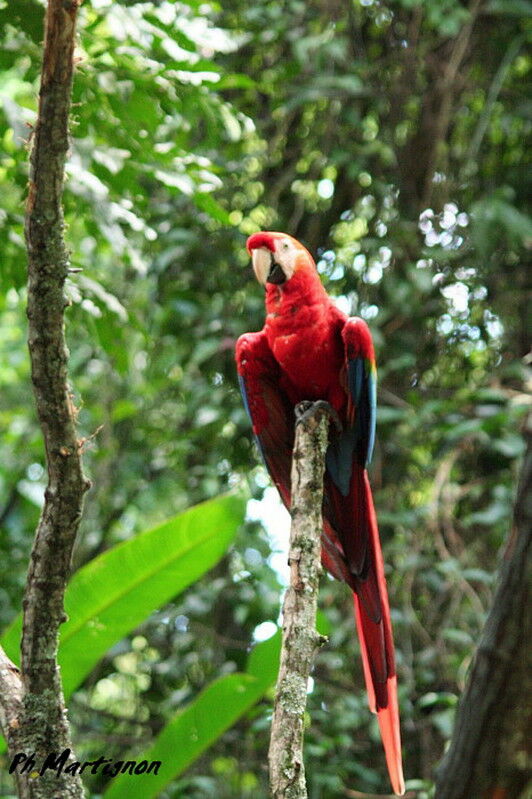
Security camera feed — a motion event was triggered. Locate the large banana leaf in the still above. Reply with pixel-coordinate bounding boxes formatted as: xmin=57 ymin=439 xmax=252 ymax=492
xmin=1 ymin=493 xmax=245 ymax=699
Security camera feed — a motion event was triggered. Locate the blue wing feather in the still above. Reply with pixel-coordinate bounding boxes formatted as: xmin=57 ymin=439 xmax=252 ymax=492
xmin=326 ymin=356 xmax=376 ymax=495
xmin=326 ymin=429 xmax=356 ymax=496
xmin=366 ymin=365 xmax=376 ymax=465
xmin=326 ymin=320 xmax=377 ymax=497
xmin=347 ymin=356 xmax=376 ymax=468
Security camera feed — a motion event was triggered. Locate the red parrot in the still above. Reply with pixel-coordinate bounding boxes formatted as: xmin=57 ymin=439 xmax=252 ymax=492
xmin=236 ymin=231 xmax=405 ymax=796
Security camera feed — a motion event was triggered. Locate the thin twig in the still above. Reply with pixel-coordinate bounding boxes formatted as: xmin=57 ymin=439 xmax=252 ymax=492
xmin=463 ymin=35 xmax=524 ymax=171
xmin=268 ymin=402 xmax=331 ymax=799
xmin=427 ymin=444 xmax=486 ymax=620
xmin=24 ymin=0 xmax=89 ymax=693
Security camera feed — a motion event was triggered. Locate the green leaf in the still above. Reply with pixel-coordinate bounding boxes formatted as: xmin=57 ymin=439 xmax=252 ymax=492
xmin=216 ymin=73 xmax=256 ymax=90
xmin=442 ymin=628 xmax=474 ymax=646
xmin=1 ymin=493 xmax=246 ymax=699
xmin=193 ymin=191 xmax=231 ymax=225
xmin=103 ymin=631 xmax=281 ymax=799
xmin=492 ymin=434 xmax=526 ymax=458
xmin=463 ymin=503 xmax=508 ymax=527
xmin=461 ymin=568 xmax=494 ymax=585
xmin=316 ymin=609 xmax=331 ymax=636
xmin=417 ymin=691 xmax=458 ymax=711
xmin=377 ymin=406 xmax=409 ymax=423
xmin=470 ymin=196 xmax=532 ymax=259
xmin=0 ymin=0 xmax=44 ymax=44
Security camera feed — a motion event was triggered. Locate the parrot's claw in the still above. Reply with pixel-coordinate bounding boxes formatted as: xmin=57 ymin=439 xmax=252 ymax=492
xmin=295 ymin=400 xmax=342 ymax=432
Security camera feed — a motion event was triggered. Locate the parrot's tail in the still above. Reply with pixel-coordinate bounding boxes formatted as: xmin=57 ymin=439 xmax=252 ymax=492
xmin=353 ymin=471 xmax=405 ymax=796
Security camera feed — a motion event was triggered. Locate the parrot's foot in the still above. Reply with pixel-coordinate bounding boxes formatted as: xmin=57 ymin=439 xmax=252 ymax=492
xmin=295 ymin=400 xmax=342 ymax=432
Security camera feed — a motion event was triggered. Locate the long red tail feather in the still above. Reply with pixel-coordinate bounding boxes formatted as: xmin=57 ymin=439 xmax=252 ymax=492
xmin=353 ymin=473 xmax=405 ymax=796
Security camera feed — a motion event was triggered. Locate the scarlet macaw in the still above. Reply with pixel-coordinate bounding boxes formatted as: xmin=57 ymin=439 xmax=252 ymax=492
xmin=236 ymin=231 xmax=404 ymax=796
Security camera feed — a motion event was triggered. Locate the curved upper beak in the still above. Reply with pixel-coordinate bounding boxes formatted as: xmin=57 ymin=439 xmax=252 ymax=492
xmin=251 ymin=247 xmax=270 ymax=285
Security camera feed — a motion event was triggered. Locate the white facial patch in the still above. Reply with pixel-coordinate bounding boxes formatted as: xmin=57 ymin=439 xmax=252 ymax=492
xmin=251 ymin=238 xmax=298 ymax=285
xmin=273 ymin=238 xmax=297 ymax=281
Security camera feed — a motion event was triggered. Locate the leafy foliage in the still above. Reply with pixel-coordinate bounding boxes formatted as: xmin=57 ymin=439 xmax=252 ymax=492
xmin=104 ymin=632 xmax=281 ymax=799
xmin=0 ymin=0 xmax=530 ymax=796
xmin=1 ymin=493 xmax=245 ymax=698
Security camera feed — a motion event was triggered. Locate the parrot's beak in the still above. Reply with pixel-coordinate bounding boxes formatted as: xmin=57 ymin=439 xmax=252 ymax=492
xmin=251 ymin=246 xmax=286 ymax=286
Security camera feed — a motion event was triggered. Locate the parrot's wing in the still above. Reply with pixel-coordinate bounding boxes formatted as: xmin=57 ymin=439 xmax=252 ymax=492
xmin=235 ymin=331 xmax=294 ymax=507
xmin=236 ymin=331 xmax=356 ymax=587
xmin=323 ymin=317 xmax=377 ymax=580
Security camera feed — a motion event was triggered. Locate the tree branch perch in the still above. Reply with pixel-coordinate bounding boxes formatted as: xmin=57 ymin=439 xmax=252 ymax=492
xmin=268 ymin=402 xmax=331 ymax=799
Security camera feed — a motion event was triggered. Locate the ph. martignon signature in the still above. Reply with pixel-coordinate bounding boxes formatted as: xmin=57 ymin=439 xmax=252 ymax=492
xmin=9 ymin=749 xmax=162 ymax=778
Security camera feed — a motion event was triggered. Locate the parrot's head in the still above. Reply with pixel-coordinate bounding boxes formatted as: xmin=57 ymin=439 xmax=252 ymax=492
xmin=246 ymin=231 xmax=315 ymax=286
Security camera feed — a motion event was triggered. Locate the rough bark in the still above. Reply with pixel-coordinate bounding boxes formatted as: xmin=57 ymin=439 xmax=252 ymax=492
xmin=268 ymin=402 xmax=330 ymax=799
xmin=0 ymin=647 xmax=24 ymax=797
xmin=0 ymin=1 xmax=88 ymax=797
xmin=434 ymin=430 xmax=532 ymax=799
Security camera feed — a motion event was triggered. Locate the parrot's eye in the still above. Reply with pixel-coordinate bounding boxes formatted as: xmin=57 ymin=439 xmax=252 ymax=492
xmin=281 ymin=241 xmax=290 ymax=251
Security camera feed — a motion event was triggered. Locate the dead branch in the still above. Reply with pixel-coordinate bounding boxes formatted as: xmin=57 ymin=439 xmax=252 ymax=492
xmin=268 ymin=402 xmax=330 ymax=799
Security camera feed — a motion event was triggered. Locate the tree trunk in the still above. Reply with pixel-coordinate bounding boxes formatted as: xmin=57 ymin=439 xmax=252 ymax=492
xmin=0 ymin=2 xmax=88 ymax=797
xmin=434 ymin=430 xmax=532 ymax=799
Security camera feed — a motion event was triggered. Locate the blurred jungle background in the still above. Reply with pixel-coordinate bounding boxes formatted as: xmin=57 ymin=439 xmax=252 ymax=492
xmin=0 ymin=0 xmax=530 ymax=796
